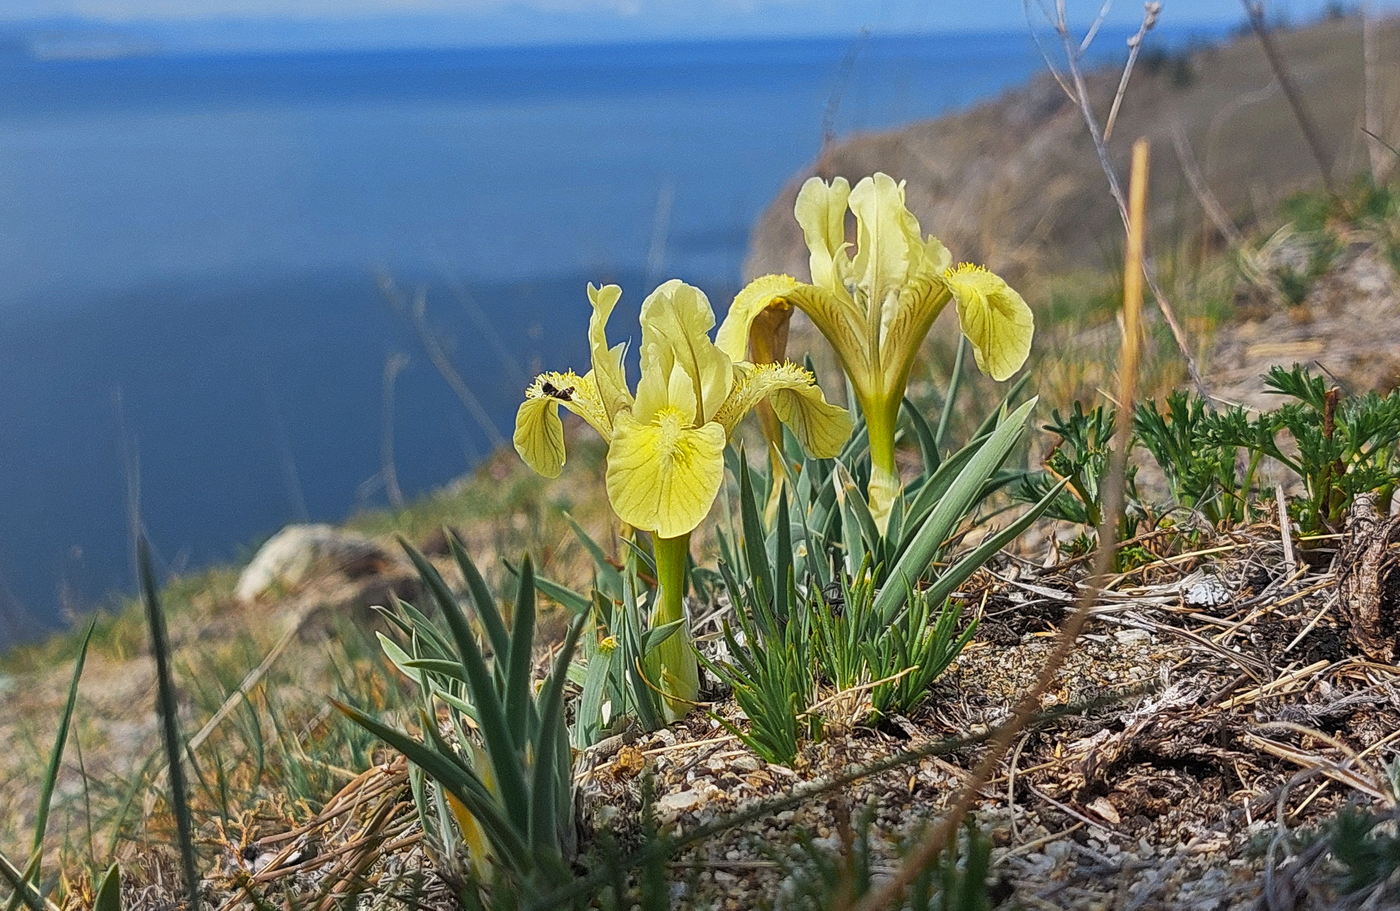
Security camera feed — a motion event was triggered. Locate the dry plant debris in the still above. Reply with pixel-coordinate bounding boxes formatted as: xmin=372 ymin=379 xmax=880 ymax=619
xmin=161 ymin=516 xmax=1400 ymax=910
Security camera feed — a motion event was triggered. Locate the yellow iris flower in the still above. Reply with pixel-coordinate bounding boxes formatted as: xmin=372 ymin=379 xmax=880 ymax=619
xmin=513 ymin=278 xmax=851 ymax=715
xmin=727 ymin=173 xmax=1035 ymax=530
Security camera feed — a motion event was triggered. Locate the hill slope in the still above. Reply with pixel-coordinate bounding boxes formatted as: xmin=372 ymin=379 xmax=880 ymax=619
xmin=745 ymin=15 xmax=1400 ymax=283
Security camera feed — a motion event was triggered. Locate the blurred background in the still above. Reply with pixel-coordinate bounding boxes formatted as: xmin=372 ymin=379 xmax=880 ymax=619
xmin=0 ymin=0 xmax=1385 ymax=641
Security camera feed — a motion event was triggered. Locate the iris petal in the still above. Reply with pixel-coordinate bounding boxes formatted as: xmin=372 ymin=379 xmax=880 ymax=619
xmin=605 ymin=410 xmax=727 ymax=539
xmin=715 ymin=362 xmax=853 ymax=458
xmin=795 ymin=176 xmax=853 ymax=297
xmin=635 ymin=279 xmax=734 ymax=424
xmin=715 ymin=273 xmax=799 ymax=362
xmin=947 ymin=264 xmax=1035 ymax=381
xmin=586 ymin=283 xmax=633 ymax=425
xmin=513 ymin=396 xmax=566 ymax=478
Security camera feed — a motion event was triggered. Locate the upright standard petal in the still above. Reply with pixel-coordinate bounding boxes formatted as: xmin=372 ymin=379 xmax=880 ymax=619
xmin=794 ymin=176 xmax=853 ymax=296
xmin=605 ymin=409 xmax=727 ymax=539
xmin=847 ymin=173 xmax=925 ymax=315
xmin=635 ymin=280 xmax=733 ymax=424
xmin=714 ymin=362 xmax=853 ymax=458
xmin=586 ymin=283 xmax=633 ymax=425
xmin=946 ymin=264 xmax=1035 ymax=381
xmin=715 ymin=273 xmax=799 ymax=362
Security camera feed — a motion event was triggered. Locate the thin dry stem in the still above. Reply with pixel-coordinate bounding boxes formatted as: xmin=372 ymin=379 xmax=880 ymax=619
xmin=1024 ymin=0 xmax=1208 ymax=397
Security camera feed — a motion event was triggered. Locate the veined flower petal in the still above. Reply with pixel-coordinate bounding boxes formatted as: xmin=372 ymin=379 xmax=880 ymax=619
xmin=923 ymin=234 xmax=953 ymax=274
xmin=780 ymin=282 xmax=874 ymax=392
xmin=635 ymin=279 xmax=733 ymax=425
xmin=513 ymin=371 xmax=610 ymax=477
xmin=714 ymin=362 xmax=854 ymax=459
xmin=848 ymin=173 xmax=926 ymax=314
xmin=946 ymin=264 xmax=1035 ymax=381
xmin=715 ymin=273 xmax=799 ymax=362
xmin=795 ymin=176 xmax=853 ymax=297
xmin=586 ymin=283 xmax=633 ymax=425
xmin=514 ymin=396 xmax=566 ymax=478
xmin=880 ymin=273 xmax=954 ymax=394
xmin=605 ymin=410 xmax=727 ymax=539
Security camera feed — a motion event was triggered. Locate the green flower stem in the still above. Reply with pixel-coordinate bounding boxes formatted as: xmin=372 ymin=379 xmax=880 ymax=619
xmin=651 ymin=532 xmax=700 ymax=720
xmin=864 ymin=395 xmax=902 ymax=533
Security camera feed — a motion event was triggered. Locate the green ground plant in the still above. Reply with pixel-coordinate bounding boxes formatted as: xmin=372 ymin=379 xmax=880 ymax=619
xmin=4 ymin=167 xmax=1057 ymax=909
xmin=338 ymin=541 xmax=587 ymax=904
xmin=1020 ymin=365 xmax=1400 ymax=550
xmin=700 ymin=391 xmax=1046 ymax=764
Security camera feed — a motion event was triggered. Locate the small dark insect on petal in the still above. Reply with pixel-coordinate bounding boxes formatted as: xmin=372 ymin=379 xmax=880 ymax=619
xmin=539 ymin=381 xmax=575 ymax=402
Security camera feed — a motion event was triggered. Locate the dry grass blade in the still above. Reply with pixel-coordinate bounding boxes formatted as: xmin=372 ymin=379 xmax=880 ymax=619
xmin=851 ymin=138 xmax=1153 ymax=911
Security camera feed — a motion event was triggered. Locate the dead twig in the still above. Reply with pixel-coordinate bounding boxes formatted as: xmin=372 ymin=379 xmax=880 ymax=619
xmin=1240 ymin=0 xmax=1338 ymax=196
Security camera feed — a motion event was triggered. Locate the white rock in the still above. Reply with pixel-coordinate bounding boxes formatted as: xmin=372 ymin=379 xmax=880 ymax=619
xmin=655 ymin=789 xmax=703 ymax=818
xmin=235 ymin=524 xmax=391 ymax=602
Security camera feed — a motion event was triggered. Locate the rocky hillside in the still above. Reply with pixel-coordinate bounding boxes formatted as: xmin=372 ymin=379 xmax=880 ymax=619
xmin=745 ymin=15 xmax=1400 ymax=284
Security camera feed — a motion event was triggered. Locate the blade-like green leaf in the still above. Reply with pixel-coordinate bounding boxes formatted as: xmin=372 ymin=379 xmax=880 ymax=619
xmin=0 ymin=851 xmax=46 ymax=911
xmin=137 ymin=538 xmax=201 ymax=911
xmin=401 ymin=658 xmax=471 ymax=683
xmin=917 ymin=478 xmax=1066 ymax=610
xmin=446 ymin=532 xmax=512 ymax=660
xmin=505 ymin=556 xmax=538 ymax=749
xmin=875 ymin=398 xmax=1036 ymax=619
xmin=564 ymin=514 xmax=623 ymax=596
xmin=574 ymin=641 xmax=612 ymax=748
xmin=531 ymin=574 xmax=593 ymax=615
xmin=738 ymin=461 xmax=773 ymax=609
xmin=528 ymin=612 xmax=587 ymax=852
xmin=399 ymin=542 xmax=531 ymax=830
xmin=29 ymin=619 xmax=94 ymax=866
xmin=934 ymin=335 xmax=969 ymax=451
xmin=903 ymin=396 xmax=940 ymax=475
xmin=92 ymin=864 xmax=122 ymax=911
xmin=772 ymin=489 xmax=792 ymax=626
xmin=331 ymin=700 xmax=529 ymax=870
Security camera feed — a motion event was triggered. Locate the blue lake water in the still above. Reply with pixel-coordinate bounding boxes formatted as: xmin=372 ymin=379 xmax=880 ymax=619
xmin=0 ymin=28 xmax=1214 ymax=639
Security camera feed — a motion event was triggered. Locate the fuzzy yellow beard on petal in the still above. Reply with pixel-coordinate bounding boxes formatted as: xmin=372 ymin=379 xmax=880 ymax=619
xmin=946 ymin=264 xmax=1034 ymax=382
xmin=514 ymin=370 xmax=613 ymax=477
xmin=605 ymin=409 xmax=727 ymax=539
xmin=714 ymin=361 xmax=853 ymax=459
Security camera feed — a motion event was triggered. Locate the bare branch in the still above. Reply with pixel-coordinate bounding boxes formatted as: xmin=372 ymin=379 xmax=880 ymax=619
xmin=1027 ymin=0 xmax=1209 ymax=396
